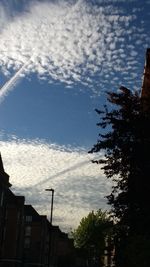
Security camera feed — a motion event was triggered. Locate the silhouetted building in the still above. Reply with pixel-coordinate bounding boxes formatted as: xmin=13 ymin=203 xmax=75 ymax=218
xmin=0 ymin=153 xmax=11 ymax=260
xmin=23 ymin=205 xmax=50 ymax=267
xmin=103 ymin=235 xmax=115 ymax=267
xmin=0 ymin=153 xmax=79 ymax=267
xmin=57 ymin=231 xmax=75 ymax=267
xmin=0 ymin=154 xmax=11 ymax=242
xmin=0 ymin=153 xmax=25 ymax=267
xmin=1 ymin=192 xmax=25 ymax=267
xmin=141 ymin=48 xmax=150 ymax=111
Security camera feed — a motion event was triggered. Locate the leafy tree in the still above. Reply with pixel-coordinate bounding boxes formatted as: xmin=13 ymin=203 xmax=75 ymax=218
xmin=72 ymin=209 xmax=113 ymax=267
xmin=89 ymin=86 xmax=150 ymax=266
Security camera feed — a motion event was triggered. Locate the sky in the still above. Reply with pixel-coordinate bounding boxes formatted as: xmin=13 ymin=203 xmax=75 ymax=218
xmin=0 ymin=0 xmax=150 ymax=232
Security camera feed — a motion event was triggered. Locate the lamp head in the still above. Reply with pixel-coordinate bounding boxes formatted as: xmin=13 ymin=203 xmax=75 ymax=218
xmin=45 ymin=188 xmax=54 ymax=192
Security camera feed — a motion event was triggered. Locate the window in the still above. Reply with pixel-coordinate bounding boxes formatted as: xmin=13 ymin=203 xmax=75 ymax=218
xmin=2 ymin=227 xmax=6 ymax=242
xmin=25 ymin=216 xmax=32 ymax=222
xmin=17 ymin=212 xmax=20 ymax=224
xmin=25 ymin=226 xmax=31 ymax=236
xmin=0 ymin=191 xmax=4 ymax=206
xmin=24 ymin=237 xmax=31 ymax=248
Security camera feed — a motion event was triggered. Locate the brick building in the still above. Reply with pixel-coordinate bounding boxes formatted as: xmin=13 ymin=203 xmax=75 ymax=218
xmin=23 ymin=206 xmax=76 ymax=267
xmin=0 ymin=153 xmax=11 ymax=259
xmin=57 ymin=231 xmax=75 ymax=267
xmin=23 ymin=204 xmax=50 ymax=267
xmin=1 ymin=191 xmax=25 ymax=267
xmin=50 ymin=226 xmax=75 ymax=267
xmin=141 ymin=48 xmax=150 ymax=100
xmin=0 ymin=153 xmax=77 ymax=267
xmin=0 ymin=154 xmax=25 ymax=267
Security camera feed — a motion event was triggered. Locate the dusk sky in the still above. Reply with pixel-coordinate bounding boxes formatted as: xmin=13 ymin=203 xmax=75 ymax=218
xmin=0 ymin=0 xmax=150 ymax=232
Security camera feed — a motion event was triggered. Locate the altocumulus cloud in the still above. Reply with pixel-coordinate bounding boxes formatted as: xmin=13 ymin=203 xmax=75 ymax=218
xmin=0 ymin=0 xmax=149 ymax=99
xmin=0 ymin=137 xmax=112 ymax=231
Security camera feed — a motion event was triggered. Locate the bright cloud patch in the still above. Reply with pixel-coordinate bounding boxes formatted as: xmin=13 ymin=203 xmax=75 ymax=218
xmin=0 ymin=137 xmax=112 ymax=231
xmin=0 ymin=0 xmax=149 ymax=99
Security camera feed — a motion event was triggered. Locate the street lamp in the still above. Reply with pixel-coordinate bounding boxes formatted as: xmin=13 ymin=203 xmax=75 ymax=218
xmin=45 ymin=188 xmax=54 ymax=224
xmin=45 ymin=188 xmax=54 ymax=267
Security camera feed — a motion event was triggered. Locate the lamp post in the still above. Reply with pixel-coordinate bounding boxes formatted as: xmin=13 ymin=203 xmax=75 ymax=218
xmin=45 ymin=188 xmax=54 ymax=267
xmin=45 ymin=188 xmax=54 ymax=224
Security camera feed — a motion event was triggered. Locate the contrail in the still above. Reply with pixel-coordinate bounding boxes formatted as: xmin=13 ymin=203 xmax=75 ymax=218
xmin=24 ymin=156 xmax=98 ymax=190
xmin=33 ymin=159 xmax=90 ymax=188
xmin=11 ymin=160 xmax=91 ymax=191
xmin=0 ymin=59 xmax=30 ymax=102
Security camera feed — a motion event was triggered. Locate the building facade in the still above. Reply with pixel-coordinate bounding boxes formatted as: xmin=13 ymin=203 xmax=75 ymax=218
xmin=0 ymin=154 xmax=11 ymax=261
xmin=0 ymin=154 xmax=25 ymax=267
xmin=23 ymin=205 xmax=50 ymax=267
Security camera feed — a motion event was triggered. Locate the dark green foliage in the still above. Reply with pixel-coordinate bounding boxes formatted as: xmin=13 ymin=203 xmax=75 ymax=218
xmin=123 ymin=234 xmax=150 ymax=267
xmin=89 ymin=86 xmax=150 ymax=266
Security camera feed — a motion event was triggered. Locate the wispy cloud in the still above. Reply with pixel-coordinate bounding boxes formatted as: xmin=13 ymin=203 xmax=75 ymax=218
xmin=0 ymin=136 xmax=112 ymax=231
xmin=0 ymin=0 xmax=149 ymax=99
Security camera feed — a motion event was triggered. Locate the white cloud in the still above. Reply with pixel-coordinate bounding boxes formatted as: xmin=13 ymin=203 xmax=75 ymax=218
xmin=0 ymin=0 xmax=149 ymax=100
xmin=0 ymin=137 xmax=112 ymax=231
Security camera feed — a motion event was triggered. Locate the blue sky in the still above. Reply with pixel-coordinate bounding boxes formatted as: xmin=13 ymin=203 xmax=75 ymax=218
xmin=0 ymin=74 xmax=101 ymax=147
xmin=0 ymin=0 xmax=150 ymax=231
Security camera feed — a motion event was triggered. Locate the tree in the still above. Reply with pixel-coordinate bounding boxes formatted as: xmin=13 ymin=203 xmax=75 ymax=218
xmin=89 ymin=86 xmax=150 ymax=266
xmin=72 ymin=209 xmax=113 ymax=267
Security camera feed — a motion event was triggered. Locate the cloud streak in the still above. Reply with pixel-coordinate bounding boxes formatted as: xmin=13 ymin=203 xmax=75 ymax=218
xmin=0 ymin=136 xmax=112 ymax=231
xmin=0 ymin=58 xmax=30 ymax=102
xmin=0 ymin=0 xmax=149 ymax=99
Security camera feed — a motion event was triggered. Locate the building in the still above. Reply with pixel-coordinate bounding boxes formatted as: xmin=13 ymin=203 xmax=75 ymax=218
xmin=0 ymin=153 xmax=11 ymax=260
xmin=23 ymin=205 xmax=50 ymax=267
xmin=0 ymin=191 xmax=25 ymax=267
xmin=141 ymin=48 xmax=150 ymax=112
xmin=0 ymin=154 xmax=25 ymax=267
xmin=56 ymin=231 xmax=76 ymax=267
xmin=49 ymin=226 xmax=76 ymax=267
xmin=141 ymin=48 xmax=150 ymax=98
xmin=0 ymin=153 xmax=77 ymax=267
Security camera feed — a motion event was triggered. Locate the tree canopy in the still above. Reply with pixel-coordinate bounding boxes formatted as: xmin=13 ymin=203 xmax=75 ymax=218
xmin=89 ymin=86 xmax=150 ymax=266
xmin=72 ymin=209 xmax=112 ymax=248
xmin=72 ymin=209 xmax=113 ymax=267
